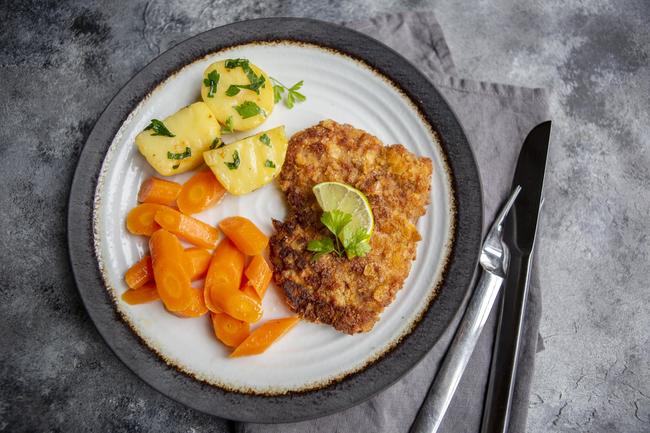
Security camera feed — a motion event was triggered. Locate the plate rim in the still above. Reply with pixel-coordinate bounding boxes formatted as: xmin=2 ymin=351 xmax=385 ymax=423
xmin=67 ymin=17 xmax=482 ymax=423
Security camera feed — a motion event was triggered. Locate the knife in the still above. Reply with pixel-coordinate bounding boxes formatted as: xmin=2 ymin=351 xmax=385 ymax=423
xmin=480 ymin=121 xmax=552 ymax=433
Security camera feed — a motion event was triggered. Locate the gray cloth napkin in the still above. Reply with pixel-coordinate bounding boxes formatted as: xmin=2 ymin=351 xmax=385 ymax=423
xmin=237 ymin=12 xmax=549 ymax=433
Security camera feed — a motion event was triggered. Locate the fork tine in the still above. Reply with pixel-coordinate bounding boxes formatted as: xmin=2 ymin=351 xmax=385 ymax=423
xmin=489 ymin=186 xmax=522 ymax=234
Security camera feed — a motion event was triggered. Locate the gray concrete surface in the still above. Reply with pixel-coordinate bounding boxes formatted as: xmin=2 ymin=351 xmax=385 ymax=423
xmin=1 ymin=0 xmax=648 ymax=432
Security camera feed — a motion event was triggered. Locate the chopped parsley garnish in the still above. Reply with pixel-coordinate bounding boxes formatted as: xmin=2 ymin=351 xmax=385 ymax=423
xmin=167 ymin=147 xmax=191 ymax=160
xmin=270 ymin=78 xmax=306 ymax=109
xmin=144 ymin=119 xmax=175 ymax=137
xmin=172 ymin=164 xmax=180 ymax=169
xmin=259 ymin=133 xmax=271 ymax=146
xmin=224 ymin=58 xmax=266 ymax=95
xmin=307 ymin=210 xmax=371 ymax=260
xmin=264 ymin=159 xmax=276 ymax=168
xmin=209 ymin=137 xmax=225 ymax=149
xmin=234 ymin=101 xmax=263 ymax=119
xmin=224 ymin=150 xmax=240 ymax=170
xmin=222 ymin=116 xmax=234 ymax=133
xmin=203 ymin=70 xmax=220 ymax=98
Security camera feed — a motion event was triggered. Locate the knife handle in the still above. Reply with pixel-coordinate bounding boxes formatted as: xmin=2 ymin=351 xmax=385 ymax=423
xmin=409 ymin=271 xmax=504 ymax=433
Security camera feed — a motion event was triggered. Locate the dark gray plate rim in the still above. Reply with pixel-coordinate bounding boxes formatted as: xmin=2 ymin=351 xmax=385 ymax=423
xmin=67 ymin=17 xmax=482 ymax=423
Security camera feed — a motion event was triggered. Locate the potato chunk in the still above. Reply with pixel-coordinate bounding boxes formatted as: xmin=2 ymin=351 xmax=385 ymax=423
xmin=135 ymin=102 xmax=221 ymax=176
xmin=200 ymin=59 xmax=274 ymax=132
xmin=203 ymin=126 xmax=287 ymax=195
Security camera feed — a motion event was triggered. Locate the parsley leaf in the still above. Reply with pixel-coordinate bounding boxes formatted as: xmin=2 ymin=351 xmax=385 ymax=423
xmin=307 ymin=237 xmax=336 ymax=260
xmin=270 ymin=77 xmax=306 ymax=109
xmin=222 ymin=116 xmax=234 ymax=133
xmin=203 ymin=70 xmax=220 ymax=98
xmin=224 ymin=58 xmax=266 ymax=95
xmin=341 ymin=227 xmax=371 ymax=259
xmin=234 ymin=101 xmax=263 ymax=119
xmin=144 ymin=119 xmax=175 ymax=137
xmin=321 ymin=210 xmax=352 ymax=239
xmin=209 ymin=137 xmax=224 ymax=150
xmin=259 ymin=133 xmax=271 ymax=146
xmin=167 ymin=147 xmax=191 ymax=160
xmin=308 ymin=209 xmax=372 ymax=260
xmin=225 ymin=85 xmax=241 ymax=96
xmin=224 ymin=150 xmax=240 ymax=170
xmin=264 ymin=159 xmax=276 ymax=168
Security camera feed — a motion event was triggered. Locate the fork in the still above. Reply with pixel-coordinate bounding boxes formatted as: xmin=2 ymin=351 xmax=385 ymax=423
xmin=409 ymin=186 xmax=522 ymax=433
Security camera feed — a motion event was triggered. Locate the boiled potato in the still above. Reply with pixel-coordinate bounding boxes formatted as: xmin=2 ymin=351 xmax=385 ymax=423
xmin=136 ymin=102 xmax=221 ymax=176
xmin=203 ymin=126 xmax=287 ymax=195
xmin=200 ymin=59 xmax=274 ymax=132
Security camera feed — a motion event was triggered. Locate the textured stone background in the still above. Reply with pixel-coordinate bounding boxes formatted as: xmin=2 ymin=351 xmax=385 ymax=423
xmin=1 ymin=0 xmax=649 ymax=432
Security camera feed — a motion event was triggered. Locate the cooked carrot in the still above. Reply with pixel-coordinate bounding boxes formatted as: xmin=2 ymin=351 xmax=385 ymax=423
xmin=219 ymin=216 xmax=268 ymax=256
xmin=211 ymin=312 xmax=250 ymax=347
xmin=177 ymin=170 xmax=226 ymax=215
xmin=154 ymin=207 xmax=219 ymax=249
xmin=126 ymin=203 xmax=168 ymax=236
xmin=175 ymin=288 xmax=208 ymax=318
xmin=149 ymin=229 xmax=193 ymax=312
xmin=122 ymin=283 xmax=160 ymax=305
xmin=243 ymin=255 xmax=272 ymax=299
xmin=124 ymin=256 xmax=153 ymax=289
xmin=224 ymin=291 xmax=263 ymax=323
xmin=241 ymin=282 xmax=262 ymax=304
xmin=230 ymin=317 xmax=300 ymax=357
xmin=138 ymin=177 xmax=182 ymax=206
xmin=185 ymin=248 xmax=212 ymax=280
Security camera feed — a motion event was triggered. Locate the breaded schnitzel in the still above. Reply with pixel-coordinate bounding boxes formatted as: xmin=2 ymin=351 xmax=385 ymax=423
xmin=270 ymin=120 xmax=432 ymax=334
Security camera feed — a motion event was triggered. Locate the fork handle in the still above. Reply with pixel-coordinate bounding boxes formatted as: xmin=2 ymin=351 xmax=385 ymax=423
xmin=409 ymin=271 xmax=504 ymax=433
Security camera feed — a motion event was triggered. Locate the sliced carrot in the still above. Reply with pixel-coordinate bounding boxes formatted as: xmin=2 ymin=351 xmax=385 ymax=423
xmin=224 ymin=292 xmax=263 ymax=323
xmin=219 ymin=216 xmax=268 ymax=256
xmin=230 ymin=317 xmax=300 ymax=357
xmin=122 ymin=283 xmax=160 ymax=305
xmin=211 ymin=312 xmax=250 ymax=347
xmin=149 ymin=229 xmax=193 ymax=312
xmin=243 ymin=255 xmax=272 ymax=299
xmin=124 ymin=256 xmax=153 ymax=289
xmin=175 ymin=288 xmax=208 ymax=318
xmin=126 ymin=203 xmax=168 ymax=236
xmin=185 ymin=248 xmax=212 ymax=280
xmin=177 ymin=169 xmax=226 ymax=215
xmin=138 ymin=177 xmax=182 ymax=206
xmin=154 ymin=207 xmax=219 ymax=249
xmin=241 ymin=282 xmax=262 ymax=304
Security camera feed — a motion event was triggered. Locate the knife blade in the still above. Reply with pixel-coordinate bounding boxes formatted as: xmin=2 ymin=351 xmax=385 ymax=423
xmin=480 ymin=121 xmax=552 ymax=433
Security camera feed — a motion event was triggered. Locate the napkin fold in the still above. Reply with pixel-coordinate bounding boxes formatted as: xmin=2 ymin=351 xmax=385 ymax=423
xmin=236 ymin=12 xmax=549 ymax=433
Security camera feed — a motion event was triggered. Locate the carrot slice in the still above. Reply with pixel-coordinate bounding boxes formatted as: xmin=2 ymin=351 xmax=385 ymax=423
xmin=177 ymin=170 xmax=226 ymax=215
xmin=124 ymin=256 xmax=153 ymax=289
xmin=185 ymin=248 xmax=212 ymax=280
xmin=243 ymin=255 xmax=272 ymax=299
xmin=230 ymin=317 xmax=300 ymax=357
xmin=241 ymin=282 xmax=262 ymax=304
xmin=154 ymin=207 xmax=219 ymax=249
xmin=175 ymin=288 xmax=208 ymax=318
xmin=211 ymin=312 xmax=250 ymax=347
xmin=138 ymin=177 xmax=182 ymax=206
xmin=149 ymin=229 xmax=193 ymax=312
xmin=219 ymin=216 xmax=268 ymax=256
xmin=126 ymin=203 xmax=168 ymax=236
xmin=122 ymin=283 xmax=160 ymax=305
xmin=224 ymin=292 xmax=263 ymax=323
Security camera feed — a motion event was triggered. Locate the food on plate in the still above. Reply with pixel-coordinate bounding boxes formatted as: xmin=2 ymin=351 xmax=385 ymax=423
xmin=135 ymin=102 xmax=221 ymax=176
xmin=184 ymin=248 xmax=212 ymax=280
xmin=270 ymin=78 xmax=306 ymax=109
xmin=203 ymin=126 xmax=288 ymax=195
xmin=176 ymin=169 xmax=226 ymax=215
xmin=124 ymin=256 xmax=154 ymax=289
xmin=230 ymin=317 xmax=300 ymax=357
xmin=121 ymin=282 xmax=160 ymax=305
xmin=243 ymin=255 xmax=273 ymax=299
xmin=154 ymin=207 xmax=219 ymax=249
xmin=149 ymin=229 xmax=193 ymax=312
xmin=211 ymin=312 xmax=250 ymax=347
xmin=201 ymin=59 xmax=274 ymax=132
xmin=219 ymin=216 xmax=269 ymax=256
xmin=175 ymin=288 xmax=209 ymax=318
xmin=270 ymin=120 xmax=432 ymax=334
xmin=138 ymin=177 xmax=182 ymax=206
xmin=126 ymin=203 xmax=168 ymax=236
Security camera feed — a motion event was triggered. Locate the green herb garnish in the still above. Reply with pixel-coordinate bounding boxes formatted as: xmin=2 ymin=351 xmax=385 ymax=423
xmin=144 ymin=119 xmax=175 ymax=137
xmin=209 ymin=137 xmax=225 ymax=150
xmin=307 ymin=210 xmax=371 ymax=260
xmin=167 ymin=147 xmax=191 ymax=160
xmin=222 ymin=116 xmax=234 ymax=133
xmin=259 ymin=133 xmax=271 ymax=146
xmin=271 ymin=78 xmax=306 ymax=109
xmin=234 ymin=101 xmax=263 ymax=119
xmin=203 ymin=70 xmax=220 ymax=98
xmin=264 ymin=159 xmax=276 ymax=168
xmin=224 ymin=58 xmax=266 ymax=95
xmin=224 ymin=150 xmax=240 ymax=170
xmin=172 ymin=164 xmax=180 ymax=169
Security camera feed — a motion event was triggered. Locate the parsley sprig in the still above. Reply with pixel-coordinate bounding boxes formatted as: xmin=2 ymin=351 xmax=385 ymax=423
xmin=144 ymin=119 xmax=175 ymax=137
xmin=224 ymin=58 xmax=266 ymax=95
xmin=234 ymin=101 xmax=263 ymax=119
xmin=203 ymin=70 xmax=220 ymax=98
xmin=307 ymin=210 xmax=371 ymax=260
xmin=271 ymin=78 xmax=306 ymax=109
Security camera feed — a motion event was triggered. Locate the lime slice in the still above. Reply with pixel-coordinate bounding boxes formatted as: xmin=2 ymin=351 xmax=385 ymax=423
xmin=312 ymin=182 xmax=374 ymax=236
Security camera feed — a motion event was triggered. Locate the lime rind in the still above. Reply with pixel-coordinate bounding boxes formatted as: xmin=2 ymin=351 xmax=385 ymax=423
xmin=312 ymin=181 xmax=374 ymax=236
